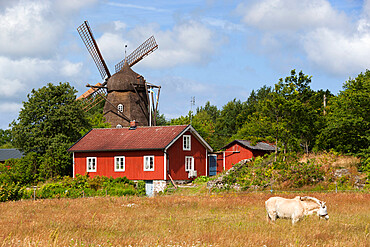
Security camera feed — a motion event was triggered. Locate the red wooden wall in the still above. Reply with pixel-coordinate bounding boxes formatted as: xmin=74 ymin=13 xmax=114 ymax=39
xmin=74 ymin=150 xmax=165 ymax=180
xmin=223 ymin=143 xmax=253 ymax=170
xmin=167 ymin=130 xmax=207 ymax=180
xmin=221 ymin=143 xmax=272 ymax=171
xmin=73 ymin=131 xmax=208 ymax=181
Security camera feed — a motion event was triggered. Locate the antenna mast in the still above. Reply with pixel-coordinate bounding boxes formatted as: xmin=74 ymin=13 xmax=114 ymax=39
xmin=190 ymin=96 xmax=195 ymax=124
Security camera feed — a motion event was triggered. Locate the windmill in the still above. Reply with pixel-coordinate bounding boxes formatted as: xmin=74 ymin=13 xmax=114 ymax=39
xmin=76 ymin=20 xmax=161 ymax=127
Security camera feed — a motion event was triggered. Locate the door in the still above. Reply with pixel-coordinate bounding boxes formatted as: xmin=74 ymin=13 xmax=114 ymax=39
xmin=209 ymin=154 xmax=217 ymax=176
xmin=145 ymin=180 xmax=154 ymax=197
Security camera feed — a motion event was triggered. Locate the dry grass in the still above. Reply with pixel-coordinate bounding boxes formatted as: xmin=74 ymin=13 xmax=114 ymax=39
xmin=0 ymin=192 xmax=369 ymax=246
xmin=299 ymin=152 xmax=361 ymax=169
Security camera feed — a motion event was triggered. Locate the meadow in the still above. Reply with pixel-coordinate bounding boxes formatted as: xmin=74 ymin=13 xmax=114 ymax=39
xmin=0 ymin=192 xmax=369 ymax=246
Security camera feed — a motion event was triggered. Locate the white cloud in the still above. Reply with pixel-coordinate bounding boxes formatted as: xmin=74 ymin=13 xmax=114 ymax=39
xmin=60 ymin=61 xmax=83 ymax=77
xmin=0 ymin=102 xmax=22 ymax=113
xmin=0 ymin=1 xmax=59 ymax=58
xmin=237 ymin=0 xmax=348 ymax=32
xmin=107 ymin=2 xmax=168 ymax=12
xmin=236 ymin=0 xmax=370 ymax=75
xmin=0 ymin=79 xmax=24 ymax=98
xmin=97 ymin=33 xmax=131 ymax=64
xmin=202 ymin=17 xmax=245 ymax=32
xmin=94 ymin=20 xmax=221 ymax=69
xmin=141 ymin=20 xmax=219 ymax=68
xmin=54 ymin=0 xmax=97 ymax=13
xmin=0 ymin=0 xmax=97 ymax=59
xmin=0 ymin=56 xmax=84 ymax=99
xmin=113 ymin=21 xmax=127 ymax=31
xmin=0 ymin=0 xmax=97 ymax=128
xmin=302 ymin=27 xmax=370 ymax=74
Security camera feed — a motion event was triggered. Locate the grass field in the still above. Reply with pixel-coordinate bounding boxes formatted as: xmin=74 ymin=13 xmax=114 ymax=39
xmin=0 ymin=192 xmax=369 ymax=246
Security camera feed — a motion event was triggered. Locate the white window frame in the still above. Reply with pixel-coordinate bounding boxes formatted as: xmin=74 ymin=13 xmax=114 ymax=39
xmin=87 ymin=157 xmax=97 ymax=172
xmin=117 ymin=104 xmax=124 ymax=112
xmin=185 ymin=156 xmax=194 ymax=172
xmin=114 ymin=156 xmax=125 ymax=172
xmin=144 ymin=155 xmax=155 ymax=171
xmin=183 ymin=135 xmax=191 ymax=151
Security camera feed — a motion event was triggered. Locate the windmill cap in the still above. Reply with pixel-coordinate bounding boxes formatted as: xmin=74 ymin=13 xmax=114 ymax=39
xmin=107 ymin=62 xmax=145 ymax=92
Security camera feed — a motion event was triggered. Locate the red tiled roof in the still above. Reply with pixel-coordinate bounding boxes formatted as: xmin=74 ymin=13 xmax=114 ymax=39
xmin=68 ymin=125 xmax=190 ymax=152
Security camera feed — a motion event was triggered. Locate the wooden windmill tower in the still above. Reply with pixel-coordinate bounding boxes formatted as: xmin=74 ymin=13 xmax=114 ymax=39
xmin=77 ymin=21 xmax=160 ymax=128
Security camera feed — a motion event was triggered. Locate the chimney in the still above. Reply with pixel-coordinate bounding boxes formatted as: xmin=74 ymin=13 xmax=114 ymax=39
xmin=129 ymin=120 xmax=137 ymax=130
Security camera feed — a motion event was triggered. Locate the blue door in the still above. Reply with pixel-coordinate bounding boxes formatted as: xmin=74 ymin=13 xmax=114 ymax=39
xmin=209 ymin=155 xmax=217 ymax=176
xmin=145 ymin=180 xmax=154 ymax=197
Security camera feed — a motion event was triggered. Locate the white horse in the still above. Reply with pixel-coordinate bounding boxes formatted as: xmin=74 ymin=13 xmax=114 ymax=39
xmin=265 ymin=196 xmax=329 ymax=224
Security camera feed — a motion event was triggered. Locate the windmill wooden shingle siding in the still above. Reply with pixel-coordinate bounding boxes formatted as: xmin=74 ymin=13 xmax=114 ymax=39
xmin=77 ymin=21 xmax=159 ymax=127
xmin=103 ymin=61 xmax=149 ymax=127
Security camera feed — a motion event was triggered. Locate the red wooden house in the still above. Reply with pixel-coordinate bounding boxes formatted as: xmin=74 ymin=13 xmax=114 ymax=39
xmin=217 ymin=140 xmax=276 ymax=171
xmin=67 ymin=125 xmax=213 ymax=195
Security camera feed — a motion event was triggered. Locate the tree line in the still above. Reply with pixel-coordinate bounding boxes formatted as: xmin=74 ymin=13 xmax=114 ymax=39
xmin=0 ymin=69 xmax=369 ymax=186
xmin=166 ymin=69 xmax=369 ymax=171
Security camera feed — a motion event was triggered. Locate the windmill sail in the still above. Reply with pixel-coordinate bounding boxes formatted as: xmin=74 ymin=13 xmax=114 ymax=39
xmin=115 ymin=36 xmax=158 ymax=73
xmin=76 ymin=83 xmax=107 ymax=112
xmin=77 ymin=21 xmax=111 ymax=80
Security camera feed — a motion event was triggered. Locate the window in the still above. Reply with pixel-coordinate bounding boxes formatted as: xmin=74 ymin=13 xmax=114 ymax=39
xmin=115 ymin=156 xmax=125 ymax=172
xmin=87 ymin=157 xmax=97 ymax=172
xmin=185 ymin=156 xmax=194 ymax=171
xmin=117 ymin=104 xmax=124 ymax=112
xmin=144 ymin=155 xmax=154 ymax=171
xmin=183 ymin=135 xmax=191 ymax=151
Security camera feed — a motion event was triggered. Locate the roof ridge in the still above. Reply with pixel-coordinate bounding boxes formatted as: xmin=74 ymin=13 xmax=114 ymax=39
xmin=93 ymin=125 xmax=189 ymax=130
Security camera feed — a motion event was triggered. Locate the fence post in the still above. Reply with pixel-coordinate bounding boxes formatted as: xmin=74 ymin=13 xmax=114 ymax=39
xmin=335 ymin=182 xmax=338 ymax=193
xmin=32 ymin=186 xmax=37 ymax=201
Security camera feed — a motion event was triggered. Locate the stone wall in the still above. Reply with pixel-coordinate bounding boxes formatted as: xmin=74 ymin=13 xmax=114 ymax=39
xmin=153 ymin=180 xmax=167 ymax=194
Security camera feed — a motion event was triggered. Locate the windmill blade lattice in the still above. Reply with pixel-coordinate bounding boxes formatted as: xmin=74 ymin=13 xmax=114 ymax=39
xmin=77 ymin=21 xmax=111 ymax=80
xmin=115 ymin=36 xmax=158 ymax=73
xmin=76 ymin=83 xmax=107 ymax=112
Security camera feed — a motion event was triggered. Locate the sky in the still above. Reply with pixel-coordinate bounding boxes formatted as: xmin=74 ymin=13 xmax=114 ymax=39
xmin=0 ymin=0 xmax=369 ymax=129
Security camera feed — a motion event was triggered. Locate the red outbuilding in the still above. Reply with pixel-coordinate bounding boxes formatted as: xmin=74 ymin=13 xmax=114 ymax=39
xmin=218 ymin=140 xmax=276 ymax=171
xmin=67 ymin=124 xmax=213 ymax=195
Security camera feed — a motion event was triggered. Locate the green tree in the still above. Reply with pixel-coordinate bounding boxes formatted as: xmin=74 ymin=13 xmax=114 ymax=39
xmin=191 ymin=111 xmax=216 ymax=147
xmin=245 ymin=86 xmax=272 ymax=115
xmin=196 ymin=101 xmax=219 ymax=123
xmin=318 ymin=70 xmax=370 ymax=169
xmin=0 ymin=129 xmax=13 ymax=148
xmin=155 ymin=112 xmax=168 ymax=126
xmin=241 ymin=70 xmax=318 ymax=159
xmin=0 ymin=152 xmax=39 ymax=185
xmin=10 ymin=82 xmax=91 ymax=178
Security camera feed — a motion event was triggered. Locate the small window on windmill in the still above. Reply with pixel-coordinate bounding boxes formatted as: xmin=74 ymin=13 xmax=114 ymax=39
xmin=116 ymin=124 xmax=122 ymax=128
xmin=117 ymin=104 xmax=124 ymax=113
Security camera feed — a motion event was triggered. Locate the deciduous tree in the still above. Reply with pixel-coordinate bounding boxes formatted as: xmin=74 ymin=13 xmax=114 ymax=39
xmin=10 ymin=82 xmax=91 ymax=178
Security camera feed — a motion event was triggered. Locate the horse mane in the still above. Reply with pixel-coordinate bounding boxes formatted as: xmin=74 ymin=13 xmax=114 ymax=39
xmin=300 ymin=196 xmax=324 ymax=206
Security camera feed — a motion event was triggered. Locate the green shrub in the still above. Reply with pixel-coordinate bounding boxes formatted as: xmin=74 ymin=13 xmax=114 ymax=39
xmin=38 ymin=183 xmax=67 ymax=199
xmin=0 ymin=183 xmax=24 ymax=202
xmin=194 ymin=176 xmax=210 ymax=183
xmin=136 ymin=181 xmax=146 ymax=196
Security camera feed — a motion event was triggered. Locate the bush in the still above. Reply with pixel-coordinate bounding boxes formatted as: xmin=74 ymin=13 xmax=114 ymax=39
xmin=0 ymin=183 xmax=24 ymax=202
xmin=220 ymin=155 xmax=327 ymax=190
xmin=0 ymin=175 xmax=145 ymax=202
xmin=136 ymin=181 xmax=146 ymax=196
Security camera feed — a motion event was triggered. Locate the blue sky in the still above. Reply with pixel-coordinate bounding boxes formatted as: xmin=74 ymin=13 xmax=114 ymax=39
xmin=0 ymin=0 xmax=369 ymax=129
